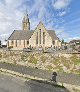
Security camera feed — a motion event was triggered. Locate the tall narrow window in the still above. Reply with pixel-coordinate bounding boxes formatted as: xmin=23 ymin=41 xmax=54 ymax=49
xmin=27 ymin=41 xmax=29 ymax=45
xmin=53 ymin=41 xmax=55 ymax=45
xmin=43 ymin=32 xmax=45 ymax=44
xmin=8 ymin=41 xmax=9 ymax=47
xmin=40 ymin=29 xmax=41 ymax=44
xmin=15 ymin=40 xmax=17 ymax=47
xmin=11 ymin=40 xmax=14 ymax=45
xmin=24 ymin=40 xmax=25 ymax=47
xmin=36 ymin=32 xmax=38 ymax=44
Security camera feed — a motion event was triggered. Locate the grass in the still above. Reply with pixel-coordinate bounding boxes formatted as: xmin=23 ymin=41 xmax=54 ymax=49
xmin=0 ymin=50 xmax=80 ymax=74
xmin=40 ymin=55 xmax=46 ymax=63
xmin=0 ymin=52 xmax=2 ymax=58
xmin=74 ymin=59 xmax=80 ymax=65
xmin=21 ymin=54 xmax=29 ymax=62
xmin=28 ymin=55 xmax=37 ymax=64
xmin=46 ymin=65 xmax=53 ymax=71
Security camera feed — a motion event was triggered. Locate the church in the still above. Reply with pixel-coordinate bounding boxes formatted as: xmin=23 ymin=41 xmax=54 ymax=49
xmin=7 ymin=13 xmax=61 ymax=50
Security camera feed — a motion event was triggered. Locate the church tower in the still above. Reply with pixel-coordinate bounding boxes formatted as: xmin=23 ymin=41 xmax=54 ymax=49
xmin=22 ymin=13 xmax=30 ymax=31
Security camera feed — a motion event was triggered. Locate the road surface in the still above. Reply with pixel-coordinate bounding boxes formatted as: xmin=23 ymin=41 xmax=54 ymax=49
xmin=0 ymin=62 xmax=80 ymax=86
xmin=0 ymin=74 xmax=70 ymax=92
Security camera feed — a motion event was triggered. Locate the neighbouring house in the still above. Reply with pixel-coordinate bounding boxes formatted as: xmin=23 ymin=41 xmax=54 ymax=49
xmin=69 ymin=39 xmax=80 ymax=51
xmin=7 ymin=13 xmax=61 ymax=50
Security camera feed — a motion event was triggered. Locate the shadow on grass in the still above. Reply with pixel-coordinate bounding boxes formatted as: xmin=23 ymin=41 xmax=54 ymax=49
xmin=25 ymin=79 xmax=70 ymax=92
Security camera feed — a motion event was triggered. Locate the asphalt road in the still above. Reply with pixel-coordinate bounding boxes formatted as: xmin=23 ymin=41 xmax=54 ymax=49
xmin=0 ymin=62 xmax=80 ymax=86
xmin=0 ymin=74 xmax=70 ymax=92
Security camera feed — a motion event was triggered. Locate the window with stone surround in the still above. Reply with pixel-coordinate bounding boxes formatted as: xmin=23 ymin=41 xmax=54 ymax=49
xmin=8 ymin=41 xmax=9 ymax=47
xmin=24 ymin=40 xmax=25 ymax=47
xmin=53 ymin=41 xmax=55 ymax=45
xmin=15 ymin=40 xmax=17 ymax=47
xmin=40 ymin=29 xmax=41 ymax=44
xmin=27 ymin=41 xmax=29 ymax=45
xmin=11 ymin=40 xmax=14 ymax=45
xmin=43 ymin=32 xmax=45 ymax=44
xmin=36 ymin=32 xmax=38 ymax=44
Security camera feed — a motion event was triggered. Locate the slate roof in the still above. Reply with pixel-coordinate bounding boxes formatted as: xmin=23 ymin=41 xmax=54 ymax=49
xmin=8 ymin=30 xmax=59 ymax=41
xmin=47 ymin=30 xmax=59 ymax=41
xmin=8 ymin=30 xmax=34 ymax=40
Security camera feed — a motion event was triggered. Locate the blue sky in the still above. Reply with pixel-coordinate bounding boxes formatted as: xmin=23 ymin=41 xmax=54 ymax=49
xmin=0 ymin=0 xmax=80 ymax=43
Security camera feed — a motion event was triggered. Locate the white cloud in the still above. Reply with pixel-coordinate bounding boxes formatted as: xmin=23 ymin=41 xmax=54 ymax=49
xmin=67 ymin=37 xmax=80 ymax=42
xmin=0 ymin=33 xmax=9 ymax=42
xmin=63 ymin=18 xmax=80 ymax=26
xmin=0 ymin=0 xmax=72 ymax=42
xmin=46 ymin=21 xmax=54 ymax=29
xmin=0 ymin=0 xmax=25 ymax=41
xmin=0 ymin=0 xmax=52 ymax=41
xmin=53 ymin=0 xmax=71 ymax=10
xmin=29 ymin=0 xmax=54 ymax=29
xmin=58 ymin=11 xmax=66 ymax=16
xmin=56 ymin=29 xmax=64 ymax=34
xmin=54 ymin=28 xmax=69 ymax=41
xmin=0 ymin=33 xmax=9 ymax=38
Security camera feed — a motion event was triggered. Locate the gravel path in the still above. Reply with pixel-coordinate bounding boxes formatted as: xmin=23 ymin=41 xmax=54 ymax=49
xmin=0 ymin=62 xmax=80 ymax=86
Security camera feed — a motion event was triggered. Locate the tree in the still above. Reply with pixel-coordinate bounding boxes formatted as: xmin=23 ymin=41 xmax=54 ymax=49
xmin=61 ymin=39 xmax=65 ymax=44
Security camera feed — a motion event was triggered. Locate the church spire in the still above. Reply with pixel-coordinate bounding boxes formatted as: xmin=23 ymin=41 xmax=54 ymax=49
xmin=22 ymin=9 xmax=30 ymax=31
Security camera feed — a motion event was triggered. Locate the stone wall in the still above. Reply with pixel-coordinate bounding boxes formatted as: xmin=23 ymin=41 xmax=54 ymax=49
xmin=29 ymin=22 xmax=53 ymax=48
xmin=7 ymin=40 xmax=30 ymax=50
xmin=0 ymin=50 xmax=80 ymax=74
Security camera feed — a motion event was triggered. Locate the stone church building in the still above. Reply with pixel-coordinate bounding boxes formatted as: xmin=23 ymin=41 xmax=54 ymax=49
xmin=7 ymin=14 xmax=61 ymax=50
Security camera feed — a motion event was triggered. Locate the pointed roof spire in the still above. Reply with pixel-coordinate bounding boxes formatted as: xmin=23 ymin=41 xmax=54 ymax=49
xmin=25 ymin=8 xmax=28 ymax=17
xmin=23 ymin=8 xmax=29 ymax=22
